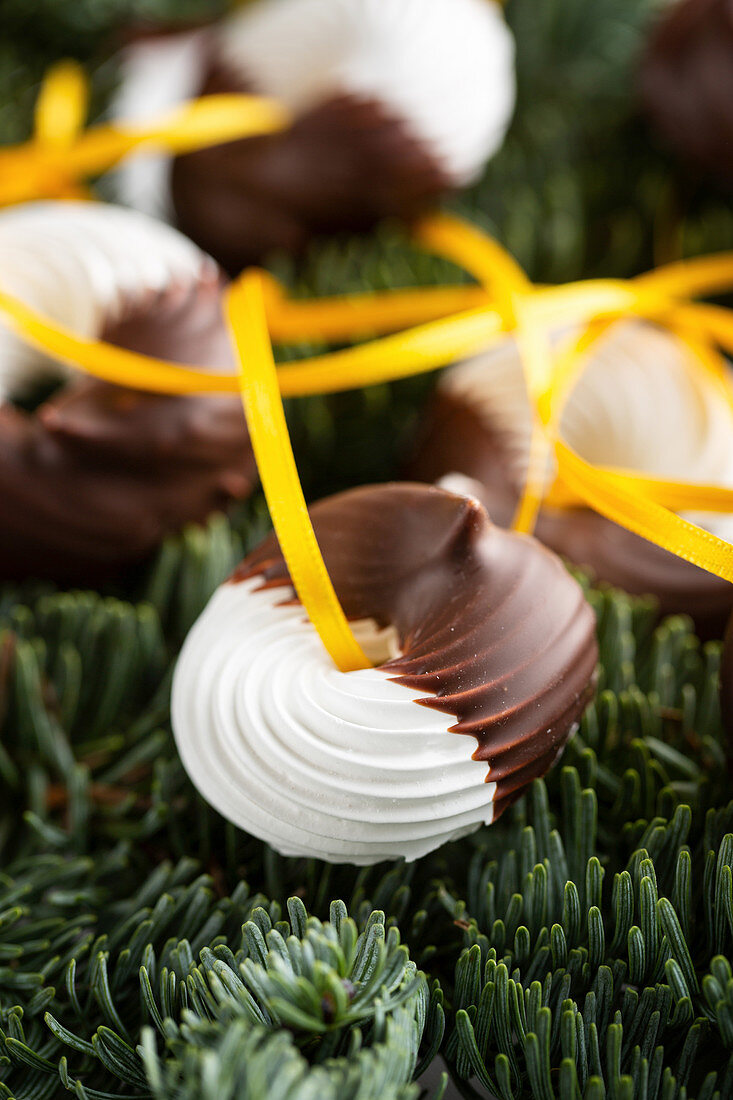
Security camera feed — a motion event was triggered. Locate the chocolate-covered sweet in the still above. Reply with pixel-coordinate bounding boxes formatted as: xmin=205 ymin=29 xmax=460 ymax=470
xmin=640 ymin=0 xmax=733 ymax=185
xmin=408 ymin=321 xmax=733 ymax=633
xmin=172 ymin=483 xmax=597 ymax=863
xmin=114 ymin=0 xmax=516 ymax=270
xmin=0 ymin=202 xmax=254 ymax=584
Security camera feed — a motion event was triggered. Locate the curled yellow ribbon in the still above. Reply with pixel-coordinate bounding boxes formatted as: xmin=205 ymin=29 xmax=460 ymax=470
xmin=0 ymin=60 xmax=290 ymax=207
xmin=2 ymin=208 xmax=733 ymax=665
xmin=226 ymin=274 xmax=369 ymax=672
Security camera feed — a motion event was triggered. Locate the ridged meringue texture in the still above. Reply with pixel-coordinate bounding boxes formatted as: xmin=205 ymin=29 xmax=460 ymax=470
xmin=0 ymin=201 xmax=254 ymax=583
xmin=409 ymin=320 xmax=733 ymax=629
xmin=172 ymin=483 xmax=597 ymax=865
xmin=113 ymin=0 xmax=515 ymax=268
xmin=0 ymin=201 xmax=220 ymax=401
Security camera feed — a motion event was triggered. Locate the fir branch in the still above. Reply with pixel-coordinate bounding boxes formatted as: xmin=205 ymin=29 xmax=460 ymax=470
xmin=2 ymin=895 xmax=441 ymax=1099
xmin=443 ymin=771 xmax=733 ymax=1099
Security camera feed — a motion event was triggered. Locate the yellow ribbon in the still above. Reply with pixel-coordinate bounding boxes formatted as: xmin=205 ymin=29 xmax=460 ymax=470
xmin=0 ymin=60 xmax=290 ymax=207
xmin=416 ymin=214 xmax=558 ymax=533
xmin=226 ymin=274 xmax=369 ymax=672
xmin=2 ymin=205 xmax=733 ymax=665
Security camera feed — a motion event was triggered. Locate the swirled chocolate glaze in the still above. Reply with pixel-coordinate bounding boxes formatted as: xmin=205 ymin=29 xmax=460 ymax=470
xmin=232 ymin=483 xmax=598 ymax=816
xmin=640 ymin=0 xmax=733 ymax=185
xmin=0 ymin=202 xmax=254 ymax=584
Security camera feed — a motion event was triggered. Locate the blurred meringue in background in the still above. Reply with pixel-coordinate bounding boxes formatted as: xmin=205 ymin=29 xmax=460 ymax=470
xmin=408 ymin=320 xmax=733 ymax=632
xmin=112 ymin=0 xmax=515 ymax=270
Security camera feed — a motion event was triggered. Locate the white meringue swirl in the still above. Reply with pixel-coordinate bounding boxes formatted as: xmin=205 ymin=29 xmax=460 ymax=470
xmin=219 ymin=0 xmax=515 ymax=185
xmin=172 ymin=577 xmax=494 ymax=866
xmin=113 ymin=0 xmax=515 ymax=215
xmin=0 ymin=201 xmax=216 ymax=402
xmin=442 ymin=319 xmax=733 ymax=541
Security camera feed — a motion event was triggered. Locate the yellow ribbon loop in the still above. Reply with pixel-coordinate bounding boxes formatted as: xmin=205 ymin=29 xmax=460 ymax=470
xmin=554 ymin=442 xmax=733 ymax=584
xmin=22 ymin=60 xmax=92 ymax=201
xmin=415 ymin=213 xmax=531 ymax=306
xmin=225 ymin=273 xmax=370 ymax=673
xmin=634 ymin=252 xmax=733 ymax=300
xmin=0 ymin=280 xmax=504 ymax=397
xmin=0 ymin=60 xmax=290 ymax=207
xmin=260 ymin=273 xmax=490 ymax=343
xmin=34 ymin=60 xmax=88 ymax=149
xmin=0 ymin=287 xmax=236 ymax=395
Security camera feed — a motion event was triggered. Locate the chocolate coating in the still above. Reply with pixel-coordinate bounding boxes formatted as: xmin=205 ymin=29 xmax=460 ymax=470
xmin=232 ymin=482 xmax=598 ymax=815
xmin=171 ymin=65 xmax=452 ymax=273
xmin=0 ymin=274 xmax=255 ymax=584
xmin=408 ymin=391 xmax=733 ymax=634
xmin=641 ymin=0 xmax=733 ymax=185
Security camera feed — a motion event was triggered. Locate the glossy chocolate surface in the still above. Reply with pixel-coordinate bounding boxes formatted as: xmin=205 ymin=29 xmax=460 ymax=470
xmin=641 ymin=0 xmax=733 ymax=185
xmin=171 ymin=65 xmax=452 ymax=272
xmin=0 ymin=273 xmax=255 ymax=584
xmin=232 ymin=482 xmax=598 ymax=815
xmin=408 ymin=391 xmax=733 ymax=634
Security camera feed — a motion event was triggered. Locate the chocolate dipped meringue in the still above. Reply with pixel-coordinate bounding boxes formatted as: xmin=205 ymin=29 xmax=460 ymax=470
xmin=408 ymin=320 xmax=733 ymax=631
xmin=0 ymin=201 xmax=254 ymax=584
xmin=641 ymin=0 xmax=733 ymax=186
xmin=113 ymin=0 xmax=515 ymax=270
xmin=171 ymin=483 xmax=597 ymax=864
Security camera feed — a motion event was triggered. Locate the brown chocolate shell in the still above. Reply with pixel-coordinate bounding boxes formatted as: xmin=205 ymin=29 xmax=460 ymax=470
xmin=171 ymin=66 xmax=452 ymax=273
xmin=640 ymin=0 xmax=733 ymax=186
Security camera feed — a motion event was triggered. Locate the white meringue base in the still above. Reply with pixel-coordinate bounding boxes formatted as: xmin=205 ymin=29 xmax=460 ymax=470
xmin=0 ymin=201 xmax=216 ymax=403
xmin=442 ymin=320 xmax=733 ymax=542
xmin=218 ymin=0 xmax=515 ymax=185
xmin=112 ymin=0 xmax=515 ymax=216
xmin=171 ymin=577 xmax=494 ymax=865
xmin=111 ymin=31 xmax=209 ymax=220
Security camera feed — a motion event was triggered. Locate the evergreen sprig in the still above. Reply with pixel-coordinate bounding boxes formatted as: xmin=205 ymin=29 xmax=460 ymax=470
xmin=444 ymin=772 xmax=733 ymax=1098
xmin=141 ymin=1016 xmax=429 ymax=1100
xmin=1 ymin=892 xmax=443 ymax=1099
